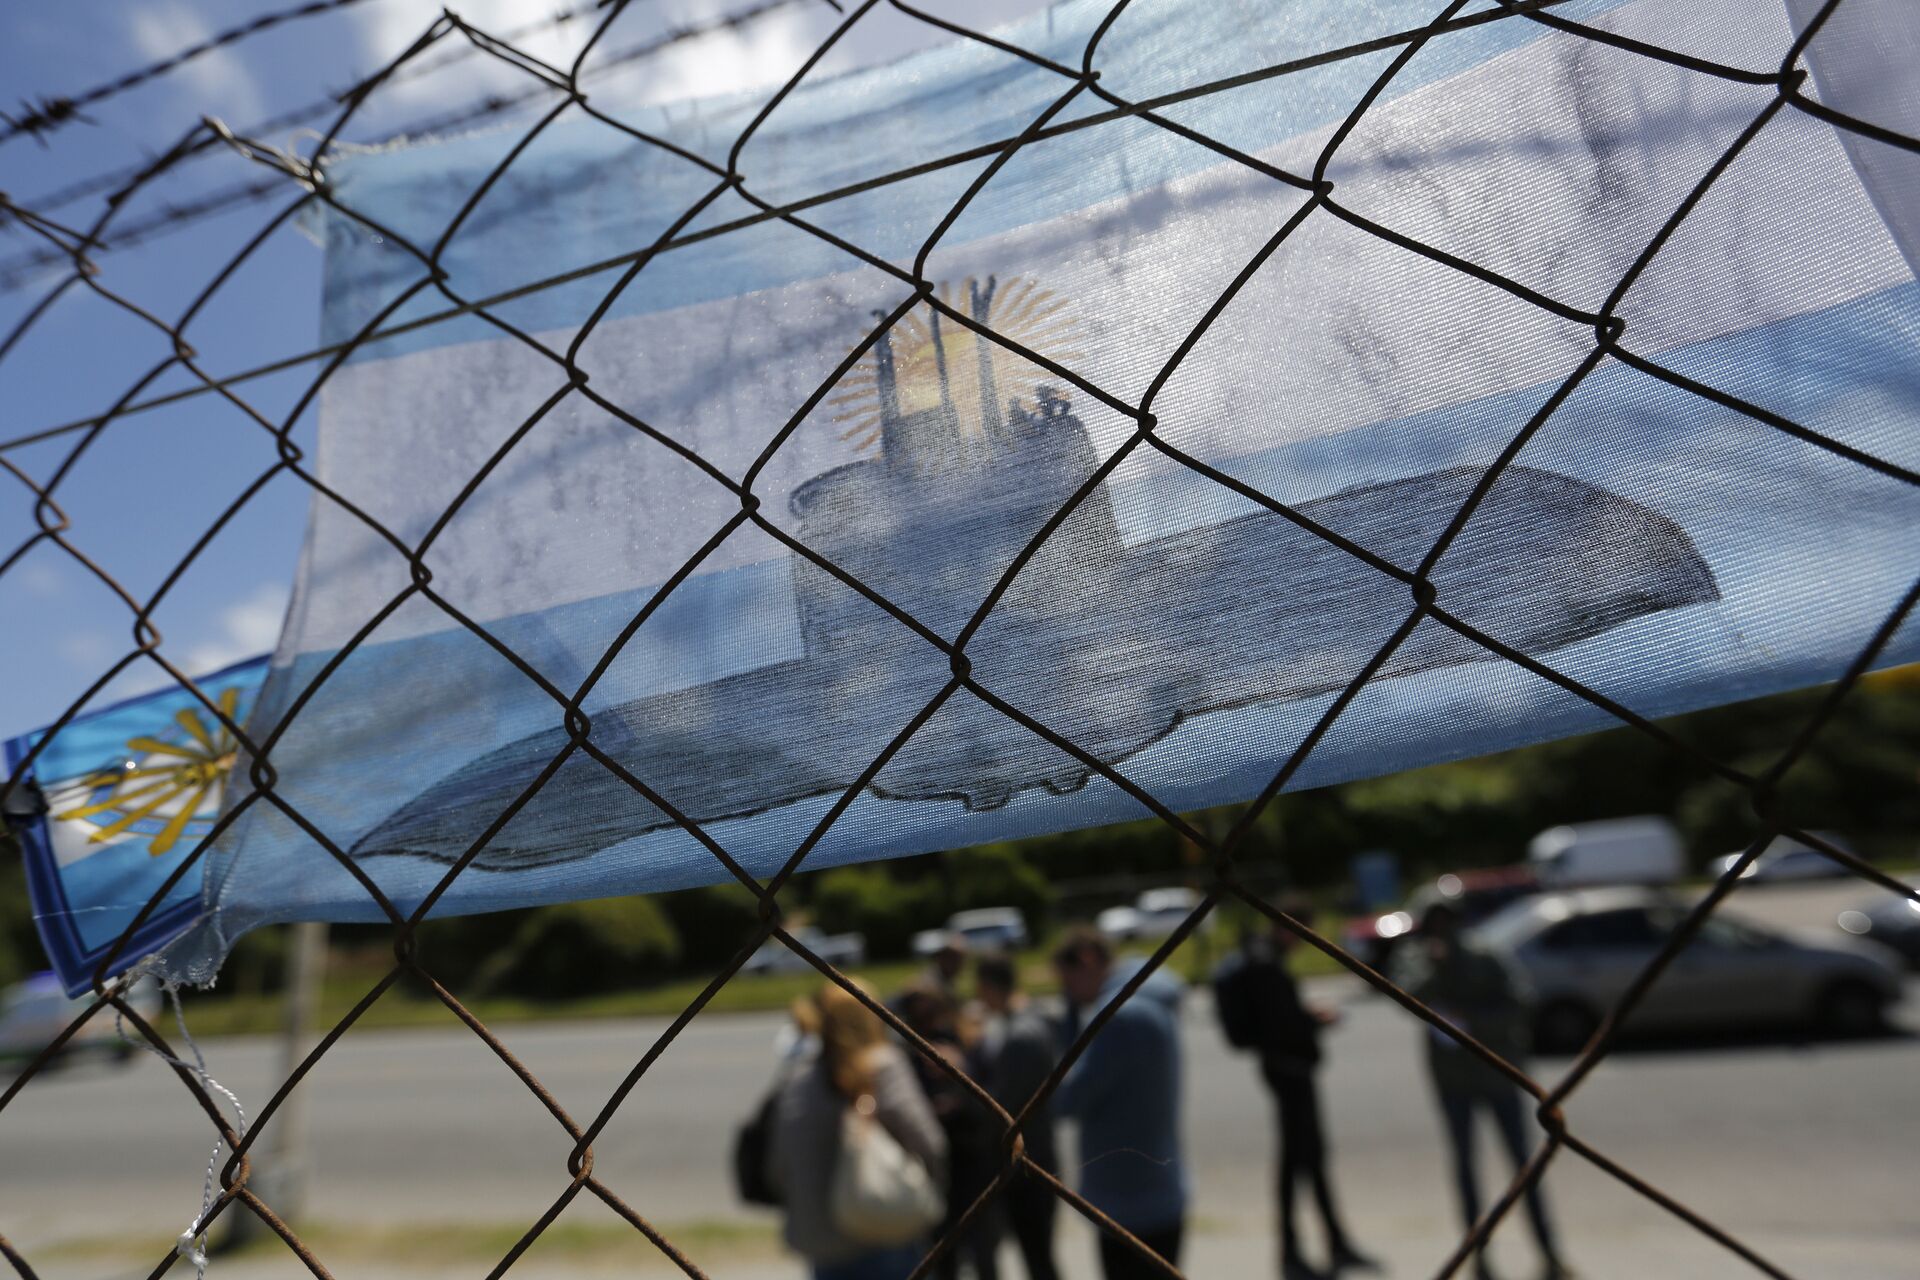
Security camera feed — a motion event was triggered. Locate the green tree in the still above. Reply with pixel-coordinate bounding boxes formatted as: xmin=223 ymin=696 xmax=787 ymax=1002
xmin=812 ymin=865 xmax=940 ymax=959
xmin=0 ymin=832 xmax=32 ymax=987
xmin=657 ymin=882 xmax=765 ymax=973
xmin=475 ymin=896 xmax=682 ymax=997
xmin=942 ymin=844 xmax=1053 ymax=934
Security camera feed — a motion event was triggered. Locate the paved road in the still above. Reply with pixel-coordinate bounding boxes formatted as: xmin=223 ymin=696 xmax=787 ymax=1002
xmin=3 ymin=881 xmax=1915 ymax=1279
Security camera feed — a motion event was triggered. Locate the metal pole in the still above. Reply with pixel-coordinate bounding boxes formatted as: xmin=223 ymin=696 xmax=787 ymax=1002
xmin=224 ymin=921 xmax=327 ymax=1247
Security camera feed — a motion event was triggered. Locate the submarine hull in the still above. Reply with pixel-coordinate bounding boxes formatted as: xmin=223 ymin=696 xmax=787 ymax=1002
xmin=349 ymin=463 xmax=1717 ymax=870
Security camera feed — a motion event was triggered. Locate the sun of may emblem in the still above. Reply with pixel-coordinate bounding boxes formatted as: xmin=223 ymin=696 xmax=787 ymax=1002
xmin=828 ymin=276 xmax=1083 ymax=452
xmin=55 ymin=687 xmax=245 ymax=857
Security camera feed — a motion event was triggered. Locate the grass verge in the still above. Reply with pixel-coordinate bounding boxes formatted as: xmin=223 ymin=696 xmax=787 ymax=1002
xmin=183 ymin=921 xmax=1349 ymax=1039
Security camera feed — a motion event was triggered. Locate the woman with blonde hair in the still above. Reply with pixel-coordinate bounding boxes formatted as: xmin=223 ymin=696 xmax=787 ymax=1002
xmin=769 ymin=979 xmax=948 ymax=1280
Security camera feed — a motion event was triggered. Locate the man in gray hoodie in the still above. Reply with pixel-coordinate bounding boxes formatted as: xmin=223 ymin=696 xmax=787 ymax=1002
xmin=1051 ymin=928 xmax=1188 ymax=1280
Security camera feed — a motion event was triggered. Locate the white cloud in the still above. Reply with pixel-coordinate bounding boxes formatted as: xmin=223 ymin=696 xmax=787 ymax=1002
xmin=3 ymin=586 xmax=285 ymax=736
xmin=62 ymin=629 xmax=117 ymax=669
xmin=354 ymin=0 xmax=828 ymax=117
xmin=181 ymin=581 xmax=289 ymax=676
xmin=347 ymin=0 xmax=1064 ymax=132
xmin=16 ymin=559 xmax=64 ymax=598
xmin=619 ymin=7 xmax=822 ymax=106
xmin=356 ymin=0 xmax=598 ymax=110
xmin=125 ymin=2 xmax=269 ymax=125
xmin=61 ymin=630 xmax=176 ymax=706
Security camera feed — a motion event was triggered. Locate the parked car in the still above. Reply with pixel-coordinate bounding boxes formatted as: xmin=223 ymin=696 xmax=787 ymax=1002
xmin=0 ymin=972 xmax=160 ymax=1066
xmin=1708 ymin=833 xmax=1855 ymax=884
xmin=1473 ymin=888 xmax=1904 ymax=1052
xmin=1837 ymin=892 xmax=1920 ymax=967
xmin=1096 ymin=887 xmax=1209 ymax=942
xmin=1342 ymin=865 xmax=1539 ymax=971
xmin=741 ymin=925 xmax=866 ymax=975
xmin=910 ymin=907 xmax=1030 ymax=959
xmin=1528 ymin=816 xmax=1684 ymax=887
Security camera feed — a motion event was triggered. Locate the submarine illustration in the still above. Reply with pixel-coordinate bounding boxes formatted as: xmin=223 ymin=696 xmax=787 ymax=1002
xmin=351 ymin=290 xmax=1719 ymax=871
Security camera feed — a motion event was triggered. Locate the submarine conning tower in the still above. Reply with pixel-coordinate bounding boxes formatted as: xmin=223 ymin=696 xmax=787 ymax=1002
xmin=787 ymin=294 xmax=1124 ymax=649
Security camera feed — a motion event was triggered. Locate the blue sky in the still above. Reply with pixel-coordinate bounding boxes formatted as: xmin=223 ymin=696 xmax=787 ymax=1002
xmin=0 ymin=0 xmax=1054 ymax=741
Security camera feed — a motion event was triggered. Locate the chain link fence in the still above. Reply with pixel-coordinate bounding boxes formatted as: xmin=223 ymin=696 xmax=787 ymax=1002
xmin=2 ymin=1 xmax=1917 ymax=1278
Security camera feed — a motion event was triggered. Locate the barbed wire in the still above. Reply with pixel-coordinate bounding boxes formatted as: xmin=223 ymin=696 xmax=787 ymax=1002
xmin=0 ymin=0 xmax=1657 ymax=449
xmin=10 ymin=1 xmax=610 ymax=217
xmin=0 ymin=0 xmax=389 ymax=147
xmin=0 ymin=0 xmax=818 ymax=295
xmin=2 ymin=1 xmax=1917 ymax=1279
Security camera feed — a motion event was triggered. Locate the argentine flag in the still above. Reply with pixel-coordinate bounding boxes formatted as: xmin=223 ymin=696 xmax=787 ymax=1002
xmin=166 ymin=0 xmax=1917 ymax=981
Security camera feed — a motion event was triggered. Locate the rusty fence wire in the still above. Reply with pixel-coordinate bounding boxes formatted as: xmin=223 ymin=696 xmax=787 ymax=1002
xmin=2 ymin=1 xmax=1918 ymax=1278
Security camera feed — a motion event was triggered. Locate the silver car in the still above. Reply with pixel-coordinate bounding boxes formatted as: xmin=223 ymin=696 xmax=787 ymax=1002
xmin=911 ymin=907 xmax=1031 ymax=958
xmin=1473 ymin=888 xmax=1904 ymax=1053
xmin=0 ymin=972 xmax=160 ymax=1066
xmin=1707 ymin=833 xmax=1855 ymax=884
xmin=1096 ymin=887 xmax=1211 ymax=942
xmin=740 ymin=925 xmax=866 ymax=975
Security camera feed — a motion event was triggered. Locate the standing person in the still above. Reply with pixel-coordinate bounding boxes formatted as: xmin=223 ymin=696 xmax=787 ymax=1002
xmin=898 ymin=983 xmax=1002 ymax=1280
xmin=1213 ymin=914 xmax=1375 ymax=1278
xmin=768 ymin=981 xmax=948 ymax=1280
xmin=1395 ymin=903 xmax=1571 ymax=1280
xmin=975 ymin=952 xmax=1061 ymax=1280
xmin=1050 ymin=928 xmax=1187 ymax=1280
xmin=924 ymin=934 xmax=972 ymax=1000
xmin=889 ymin=934 xmax=969 ymax=1024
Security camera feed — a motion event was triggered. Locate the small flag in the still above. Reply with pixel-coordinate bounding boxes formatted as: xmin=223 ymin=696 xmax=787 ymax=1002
xmin=8 ymin=660 xmax=267 ymax=995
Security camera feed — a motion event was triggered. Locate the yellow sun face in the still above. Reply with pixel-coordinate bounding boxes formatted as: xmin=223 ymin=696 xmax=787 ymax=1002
xmin=55 ymin=687 xmax=242 ymax=858
xmin=828 ymin=277 xmax=1083 ymax=454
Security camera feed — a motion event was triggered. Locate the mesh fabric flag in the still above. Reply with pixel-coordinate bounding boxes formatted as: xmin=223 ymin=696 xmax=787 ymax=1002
xmin=6 ymin=660 xmax=268 ymax=994
xmin=168 ymin=0 xmax=1918 ymax=979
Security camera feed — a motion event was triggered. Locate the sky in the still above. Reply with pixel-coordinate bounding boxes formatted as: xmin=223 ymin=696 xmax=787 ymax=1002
xmin=0 ymin=0 xmax=1058 ymax=741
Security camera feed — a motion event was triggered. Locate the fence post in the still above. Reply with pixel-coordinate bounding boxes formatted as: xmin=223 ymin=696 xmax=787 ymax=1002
xmin=226 ymin=921 xmax=328 ymax=1248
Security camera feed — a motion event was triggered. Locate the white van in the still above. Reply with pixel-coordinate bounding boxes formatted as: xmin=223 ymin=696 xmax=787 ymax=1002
xmin=1528 ymin=816 xmax=1683 ymax=887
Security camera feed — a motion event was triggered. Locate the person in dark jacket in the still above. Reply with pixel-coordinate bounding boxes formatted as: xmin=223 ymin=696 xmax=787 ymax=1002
xmin=1051 ymin=928 xmax=1187 ymax=1280
xmin=975 ymin=952 xmax=1061 ymax=1280
xmin=1223 ymin=915 xmax=1375 ymax=1278
xmin=898 ymin=982 xmax=1001 ymax=1280
xmin=1394 ymin=903 xmax=1570 ymax=1280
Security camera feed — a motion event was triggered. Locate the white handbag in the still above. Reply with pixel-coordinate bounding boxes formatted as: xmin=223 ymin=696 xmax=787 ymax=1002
xmin=829 ymin=1097 xmax=944 ymax=1246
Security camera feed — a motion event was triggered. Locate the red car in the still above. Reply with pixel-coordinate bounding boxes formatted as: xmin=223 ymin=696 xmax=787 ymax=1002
xmin=1342 ymin=865 xmax=1540 ymax=972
